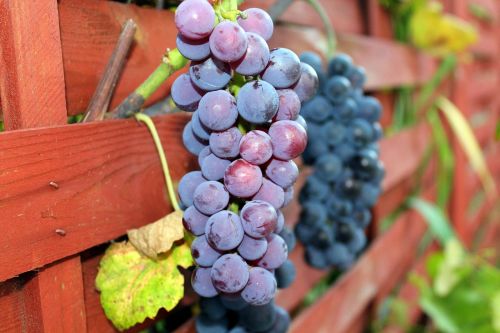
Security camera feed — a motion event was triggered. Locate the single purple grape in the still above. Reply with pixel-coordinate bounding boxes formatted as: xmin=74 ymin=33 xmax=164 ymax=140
xmin=176 ymin=34 xmax=210 ymax=61
xmin=211 ymin=254 xmax=249 ymax=293
xmin=191 ymin=236 xmax=222 ymax=267
xmin=292 ymin=62 xmax=319 ymax=103
xmin=241 ymin=267 xmax=276 ymax=305
xmin=274 ymin=89 xmax=301 ymax=121
xmin=295 ymin=115 xmax=308 ymax=130
xmin=275 ymin=210 xmax=285 ymax=233
xmin=183 ymin=205 xmax=209 ymax=236
xmin=192 ymin=267 xmax=218 ymax=297
xmin=205 ymin=210 xmax=244 ymax=251
xmin=200 ymin=153 xmax=231 ymax=181
xmin=191 ymin=111 xmax=211 ymax=141
xmin=209 ymin=21 xmax=248 ymax=62
xmin=237 ymin=8 xmax=274 ymax=41
xmin=198 ymin=146 xmax=211 ymax=167
xmin=175 ymin=0 xmax=215 ymax=40
xmin=198 ymin=90 xmax=238 ymax=131
xmin=178 ymin=171 xmax=206 ymax=207
xmin=265 ymin=159 xmax=299 ymax=189
xmin=232 ymin=32 xmax=270 ymax=76
xmin=269 ymin=120 xmax=308 ymax=160
xmin=193 ymin=181 xmax=229 ymax=215
xmin=252 ymin=178 xmax=285 ymax=209
xmin=182 ymin=122 xmax=207 ymax=155
xmin=257 ymin=234 xmax=288 ymax=270
xmin=209 ymin=127 xmax=242 ymax=159
xmin=240 ymin=200 xmax=278 ymax=238
xmin=238 ymin=235 xmax=268 ymax=261
xmin=237 ymin=80 xmax=279 ymax=124
xmin=239 ymin=130 xmax=273 ymax=165
xmin=189 ymin=57 xmax=232 ymax=91
xmin=262 ymin=48 xmax=301 ymax=89
xmin=171 ymin=73 xmax=204 ymax=111
xmin=283 ymin=187 xmax=294 ymax=207
xmin=224 ymin=159 xmax=263 ymax=198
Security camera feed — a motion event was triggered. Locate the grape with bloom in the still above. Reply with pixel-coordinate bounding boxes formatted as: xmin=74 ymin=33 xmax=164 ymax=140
xmin=175 ymin=1 xmax=318 ymax=332
xmin=296 ymin=52 xmax=384 ymax=270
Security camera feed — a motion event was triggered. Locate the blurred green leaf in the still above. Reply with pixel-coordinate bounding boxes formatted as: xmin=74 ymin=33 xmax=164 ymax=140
xmin=495 ymin=120 xmax=500 ymax=141
xmin=427 ymin=108 xmax=454 ymax=209
xmin=492 ymin=292 xmax=500 ymax=332
xmin=409 ymin=197 xmax=455 ymax=245
xmin=468 ymin=3 xmax=493 ymax=23
xmin=434 ymin=239 xmax=468 ymax=296
xmin=437 ymin=97 xmax=497 ymax=198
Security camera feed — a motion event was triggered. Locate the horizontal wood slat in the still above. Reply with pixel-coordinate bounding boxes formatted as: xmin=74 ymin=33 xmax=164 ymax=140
xmin=0 ymin=113 xmax=194 ymax=282
xmin=58 ymin=0 xmax=435 ymax=116
xmin=0 ymin=117 xmax=429 ymax=282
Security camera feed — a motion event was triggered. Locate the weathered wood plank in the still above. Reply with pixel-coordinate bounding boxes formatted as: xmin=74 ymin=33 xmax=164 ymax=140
xmin=0 ymin=113 xmax=194 ymax=282
xmin=0 ymin=1 xmax=67 ymax=129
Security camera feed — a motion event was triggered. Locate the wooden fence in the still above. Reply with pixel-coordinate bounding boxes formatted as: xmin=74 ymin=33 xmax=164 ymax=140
xmin=0 ymin=0 xmax=498 ymax=332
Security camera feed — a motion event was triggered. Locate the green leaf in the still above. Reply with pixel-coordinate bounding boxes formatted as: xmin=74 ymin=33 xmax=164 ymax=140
xmin=409 ymin=197 xmax=455 ymax=245
xmin=437 ymin=97 xmax=497 ymax=198
xmin=95 ymin=241 xmax=193 ymax=331
xmin=434 ymin=239 xmax=468 ymax=296
xmin=420 ymin=294 xmax=460 ymax=333
xmin=427 ymin=108 xmax=454 ymax=208
xmin=491 ymin=291 xmax=500 ymax=332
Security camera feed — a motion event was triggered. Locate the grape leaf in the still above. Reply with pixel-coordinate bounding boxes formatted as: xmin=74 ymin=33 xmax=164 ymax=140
xmin=95 ymin=241 xmax=193 ymax=331
xmin=127 ymin=210 xmax=184 ymax=259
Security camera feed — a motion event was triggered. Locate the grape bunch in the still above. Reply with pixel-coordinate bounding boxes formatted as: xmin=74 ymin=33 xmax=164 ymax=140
xmin=295 ymin=52 xmax=384 ymax=270
xmin=174 ymin=1 xmax=317 ymax=331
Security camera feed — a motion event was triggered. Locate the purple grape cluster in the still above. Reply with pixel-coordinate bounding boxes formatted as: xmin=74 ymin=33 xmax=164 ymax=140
xmin=174 ymin=1 xmax=318 ymax=332
xmin=295 ymin=52 xmax=385 ymax=270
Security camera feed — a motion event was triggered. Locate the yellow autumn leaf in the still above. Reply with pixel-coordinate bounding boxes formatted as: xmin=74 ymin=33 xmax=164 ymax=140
xmin=127 ymin=210 xmax=184 ymax=259
xmin=410 ymin=1 xmax=477 ymax=56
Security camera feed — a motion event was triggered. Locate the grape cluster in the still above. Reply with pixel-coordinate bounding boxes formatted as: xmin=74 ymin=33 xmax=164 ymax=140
xmin=174 ymin=1 xmax=317 ymax=331
xmin=295 ymin=52 xmax=384 ymax=270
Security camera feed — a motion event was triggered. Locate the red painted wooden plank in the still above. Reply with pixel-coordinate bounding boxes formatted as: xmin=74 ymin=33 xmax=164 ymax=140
xmin=0 ymin=1 xmax=67 ymax=129
xmin=0 ymin=279 xmax=26 ymax=333
xmin=59 ymin=0 xmax=182 ymax=116
xmin=242 ymin=0 xmax=365 ymax=34
xmin=24 ymin=258 xmax=87 ymax=333
xmin=0 ymin=114 xmax=194 ymax=282
xmin=0 ymin=1 xmax=87 ymax=332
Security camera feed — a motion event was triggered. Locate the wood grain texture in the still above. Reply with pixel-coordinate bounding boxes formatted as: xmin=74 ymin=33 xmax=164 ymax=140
xmin=24 ymin=257 xmax=87 ymax=333
xmin=59 ymin=0 xmax=182 ymax=115
xmin=0 ymin=279 xmax=25 ymax=333
xmin=0 ymin=1 xmax=68 ymax=129
xmin=0 ymin=113 xmax=195 ymax=282
xmin=243 ymin=0 xmax=365 ymax=34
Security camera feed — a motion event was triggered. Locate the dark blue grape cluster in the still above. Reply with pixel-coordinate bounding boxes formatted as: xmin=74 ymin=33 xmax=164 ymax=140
xmin=174 ymin=1 xmax=318 ymax=331
xmin=295 ymin=52 xmax=385 ymax=270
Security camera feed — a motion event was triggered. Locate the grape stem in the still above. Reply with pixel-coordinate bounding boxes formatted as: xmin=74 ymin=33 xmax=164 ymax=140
xmin=113 ymin=48 xmax=188 ymax=118
xmin=135 ymin=113 xmax=181 ymax=212
xmin=303 ymin=0 xmax=337 ymax=58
